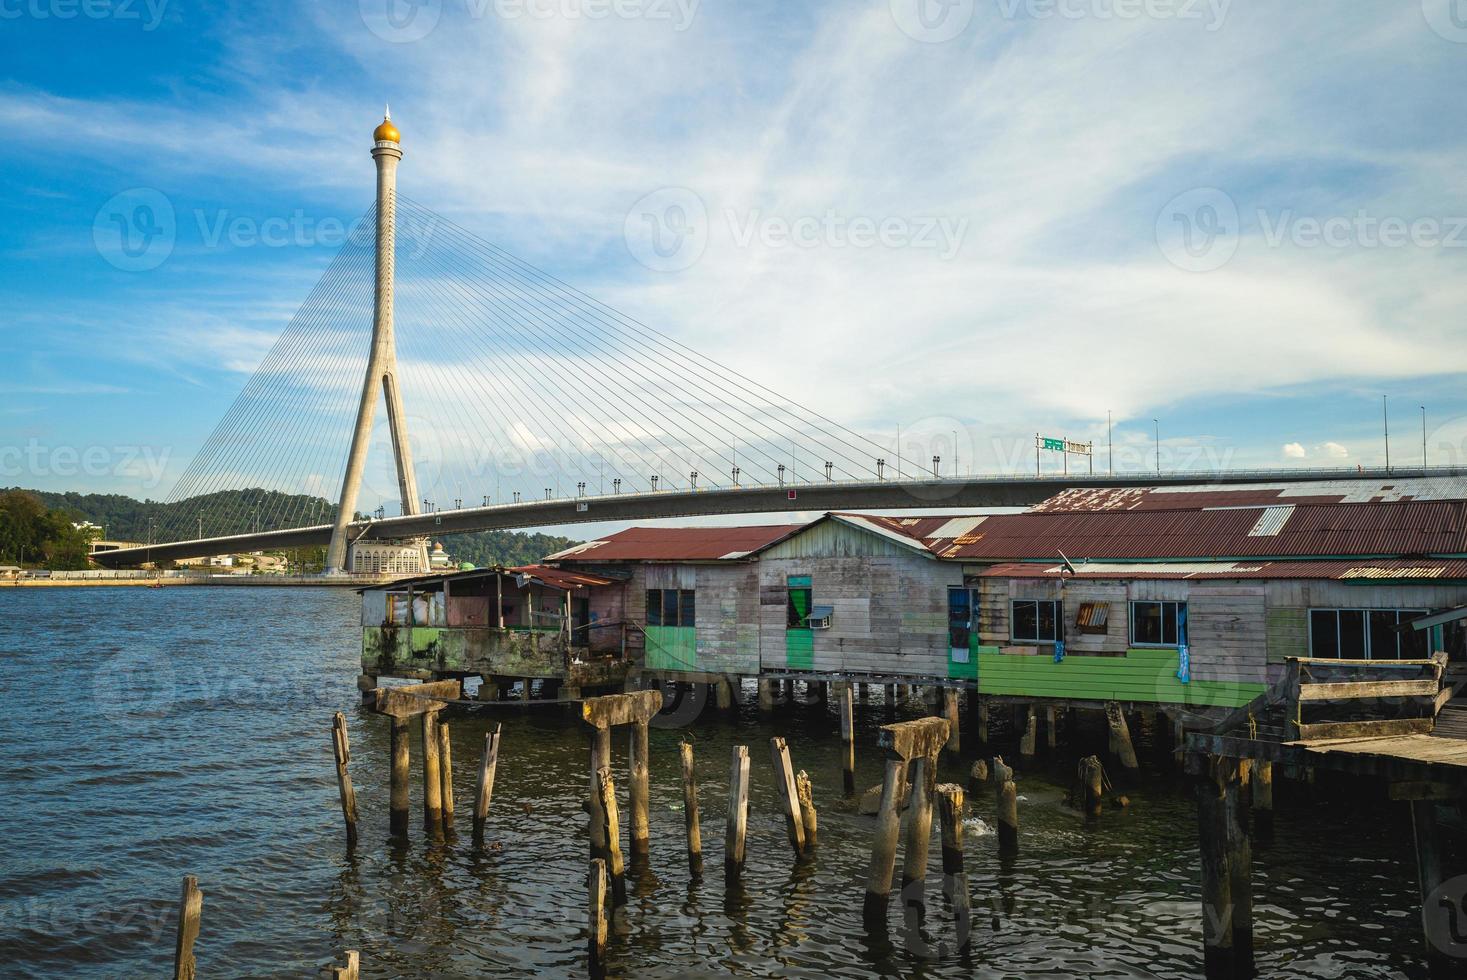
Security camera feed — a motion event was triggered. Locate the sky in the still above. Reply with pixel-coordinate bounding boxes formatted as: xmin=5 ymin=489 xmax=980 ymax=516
xmin=3 ymin=0 xmax=1467 ymax=517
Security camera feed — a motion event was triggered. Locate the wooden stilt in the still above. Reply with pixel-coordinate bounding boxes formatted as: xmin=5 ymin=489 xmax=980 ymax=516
xmin=588 ymin=726 xmax=611 ymax=861
xmin=473 ymin=724 xmax=501 ymax=842
xmin=595 ymin=766 xmax=627 ymax=909
xmin=1411 ymin=798 xmax=1457 ymax=978
xmin=900 ymin=757 xmax=935 ymax=914
xmin=679 ymin=741 xmax=702 ymax=872
xmin=795 ymin=770 xmax=817 ymax=849
xmin=1045 ymin=705 xmax=1058 ymax=750
xmin=319 ymin=950 xmax=360 ymax=980
xmin=839 ymin=682 xmax=857 ymax=798
xmin=437 ymin=718 xmax=455 ymax=833
xmin=725 ymin=745 xmax=751 ymax=875
xmin=421 ymin=710 xmax=443 ymax=838
xmin=943 ymin=688 xmax=961 ymax=753
xmin=588 ymin=858 xmax=608 ymax=973
xmin=1250 ymin=761 xmax=1273 ymax=844
xmin=977 ymin=697 xmax=990 ymax=746
xmin=629 ymin=720 xmax=651 ymax=859
xmin=389 ymin=716 xmax=410 ymax=840
xmin=1106 ymin=702 xmax=1139 ymax=769
xmin=1174 ymin=716 xmax=1187 ymax=766
xmin=716 ymin=678 xmax=734 ymax=711
xmin=1079 ymin=755 xmax=1104 ymax=820
xmin=864 ymin=755 xmax=908 ymax=927
xmin=172 ymin=875 xmax=202 ymax=980
xmin=769 ymin=736 xmax=806 ymax=856
xmin=758 ymin=679 xmax=775 ymax=713
xmin=331 ymin=712 xmax=358 ymax=849
xmin=885 ymin=684 xmax=896 ymax=716
xmin=967 ymin=759 xmax=988 ymax=795
xmin=1019 ymin=705 xmax=1037 ymax=758
xmin=992 ymin=756 xmax=1018 ymax=856
xmin=1227 ymin=761 xmax=1254 ymax=978
xmin=937 ymin=783 xmax=971 ymax=944
xmin=1198 ymin=756 xmax=1242 ymax=980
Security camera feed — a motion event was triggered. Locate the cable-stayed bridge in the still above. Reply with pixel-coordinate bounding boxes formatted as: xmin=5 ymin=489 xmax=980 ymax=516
xmin=92 ymin=115 xmax=1451 ymax=571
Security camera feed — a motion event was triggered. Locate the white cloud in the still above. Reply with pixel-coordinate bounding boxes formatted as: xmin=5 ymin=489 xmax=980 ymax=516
xmin=1321 ymin=441 xmax=1350 ymax=459
xmin=1282 ymin=442 xmax=1307 ymax=459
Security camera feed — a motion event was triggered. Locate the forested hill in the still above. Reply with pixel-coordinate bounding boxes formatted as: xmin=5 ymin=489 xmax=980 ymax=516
xmin=439 ymin=530 xmax=580 ymax=569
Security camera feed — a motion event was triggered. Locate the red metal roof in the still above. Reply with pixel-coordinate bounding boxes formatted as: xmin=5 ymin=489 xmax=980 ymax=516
xmin=508 ymin=565 xmax=617 ymax=589
xmin=980 ymin=559 xmax=1467 ymax=581
xmin=1032 ymin=478 xmax=1467 ymax=514
xmin=545 ymin=525 xmax=803 ymax=563
xmin=933 ymin=499 xmax=1467 ymax=561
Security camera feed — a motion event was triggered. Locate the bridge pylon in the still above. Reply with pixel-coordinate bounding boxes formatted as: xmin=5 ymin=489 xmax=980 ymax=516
xmin=325 ymin=109 xmax=426 ymax=575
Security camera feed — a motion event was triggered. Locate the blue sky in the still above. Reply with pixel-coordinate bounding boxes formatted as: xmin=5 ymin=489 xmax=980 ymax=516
xmin=3 ymin=0 xmax=1467 ymax=510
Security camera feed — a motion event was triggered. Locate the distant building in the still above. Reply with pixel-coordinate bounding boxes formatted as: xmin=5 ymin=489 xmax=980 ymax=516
xmin=349 ymin=539 xmax=428 ymax=576
xmin=428 ymin=541 xmax=455 ymax=570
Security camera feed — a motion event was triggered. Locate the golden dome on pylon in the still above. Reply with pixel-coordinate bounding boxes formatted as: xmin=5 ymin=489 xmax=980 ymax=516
xmin=374 ymin=107 xmax=399 ymax=143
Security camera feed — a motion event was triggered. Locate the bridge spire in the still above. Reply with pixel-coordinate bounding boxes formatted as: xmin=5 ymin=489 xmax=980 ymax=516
xmin=325 ymin=112 xmax=423 ymax=574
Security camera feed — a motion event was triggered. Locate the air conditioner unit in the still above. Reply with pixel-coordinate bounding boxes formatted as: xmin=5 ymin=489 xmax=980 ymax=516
xmin=807 ymin=604 xmax=834 ymax=630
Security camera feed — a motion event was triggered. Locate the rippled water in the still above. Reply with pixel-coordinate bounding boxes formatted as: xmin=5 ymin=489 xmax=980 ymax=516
xmin=0 ymin=587 xmax=1435 ymax=977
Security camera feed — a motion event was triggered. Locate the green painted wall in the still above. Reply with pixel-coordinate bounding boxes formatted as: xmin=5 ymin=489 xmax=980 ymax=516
xmin=645 ymin=625 xmax=697 ymax=671
xmin=975 ymin=646 xmax=1265 ymax=708
xmin=947 ymin=644 xmax=978 ymax=680
xmin=786 ymin=630 xmax=814 ymax=670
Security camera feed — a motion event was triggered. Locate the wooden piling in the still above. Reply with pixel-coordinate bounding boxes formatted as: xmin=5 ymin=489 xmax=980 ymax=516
xmin=967 ymin=759 xmax=988 ymax=795
xmin=977 ymin=697 xmax=990 ymax=746
xmin=1198 ymin=756 xmax=1253 ymax=979
xmin=172 ymin=875 xmax=202 ymax=980
xmin=885 ymin=684 xmax=896 ymax=715
xmin=473 ymin=724 xmax=501 ymax=842
xmin=794 ymin=770 xmax=817 ymax=848
xmin=437 ymin=718 xmax=455 ymax=833
xmin=864 ymin=755 xmax=908 ymax=927
xmin=330 ymin=712 xmax=358 ymax=849
xmin=389 ymin=716 xmax=410 ymax=840
xmin=769 ymin=736 xmax=806 ymax=856
xmin=900 ymin=757 xmax=935 ymax=912
xmin=937 ymin=783 xmax=971 ymax=937
xmin=839 ymin=682 xmax=857 ymax=798
xmin=758 ymin=679 xmax=775 ymax=713
xmin=716 ymin=677 xmax=734 ymax=711
xmin=1045 ymin=705 xmax=1058 ymax=750
xmin=725 ymin=745 xmax=751 ymax=874
xmin=679 ymin=741 xmax=702 ymax=872
xmin=943 ymin=688 xmax=961 ymax=753
xmin=588 ymin=726 xmax=611 ymax=861
xmin=1019 ymin=705 xmax=1037 ymax=758
xmin=629 ymin=720 xmax=651 ymax=859
xmin=1411 ymin=798 xmax=1456 ymax=977
xmin=1250 ymin=760 xmax=1273 ymax=843
xmin=588 ymin=858 xmax=608 ymax=972
xmin=1106 ymin=702 xmax=1139 ymax=769
xmin=1227 ymin=762 xmax=1254 ymax=978
xmin=319 ymin=950 xmax=360 ymax=980
xmin=595 ymin=766 xmax=627 ymax=908
xmin=421 ymin=710 xmax=443 ymax=838
xmin=1079 ymin=755 xmax=1104 ymax=820
xmin=992 ymin=756 xmax=1018 ymax=856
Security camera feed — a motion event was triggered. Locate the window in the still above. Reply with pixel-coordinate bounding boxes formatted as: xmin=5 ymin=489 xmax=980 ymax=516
xmin=646 ymin=589 xmax=695 ymax=627
xmin=1011 ymin=599 xmax=1063 ymax=643
xmin=1076 ymin=602 xmax=1110 ymax=634
xmin=1308 ymin=608 xmax=1428 ymax=660
xmin=787 ymin=576 xmax=813 ymax=629
xmin=948 ymin=587 xmax=978 ymax=649
xmin=1130 ymin=601 xmax=1187 ymax=646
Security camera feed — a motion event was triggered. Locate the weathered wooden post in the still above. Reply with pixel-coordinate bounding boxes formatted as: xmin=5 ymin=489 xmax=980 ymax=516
xmin=421 ymin=710 xmax=444 ymax=838
xmin=368 ymin=680 xmax=462 ymax=841
xmin=1105 ymin=702 xmax=1139 ymax=769
xmin=884 ymin=684 xmax=896 ymax=716
xmin=390 ymin=717 xmax=410 ymax=839
xmin=331 ymin=712 xmax=358 ymax=848
xmin=588 ymin=858 xmax=608 ymax=972
xmin=726 ymin=744 xmax=751 ymax=875
xmin=967 ymin=759 xmax=988 ymax=795
xmin=437 ymin=718 xmax=455 ymax=833
xmin=839 ymin=682 xmax=857 ymax=797
xmin=1079 ymin=755 xmax=1105 ymax=820
xmin=758 ymin=679 xmax=775 ymax=713
xmin=679 ymin=741 xmax=703 ymax=872
xmin=937 ymin=783 xmax=971 ymax=941
xmin=319 ymin=950 xmax=360 ymax=979
xmin=581 ymin=690 xmax=663 ymax=865
xmin=629 ymin=719 xmax=651 ymax=859
xmin=795 ymin=770 xmax=817 ymax=848
xmin=173 ymin=875 xmax=202 ymax=980
xmin=1045 ymin=705 xmax=1058 ymax=750
xmin=716 ymin=677 xmax=734 ymax=711
xmin=864 ymin=755 xmax=908 ymax=928
xmin=473 ymin=724 xmax=501 ymax=842
xmin=901 ymin=757 xmax=935 ymax=915
xmin=1198 ymin=755 xmax=1253 ymax=979
xmin=769 ymin=736 xmax=807 ymax=857
xmin=943 ymin=688 xmax=961 ymax=753
xmin=1250 ymin=760 xmax=1274 ymax=843
xmin=595 ymin=766 xmax=627 ymax=909
xmin=977 ymin=696 xmax=990 ymax=746
xmin=992 ymin=756 xmax=1019 ymax=855
xmin=1019 ymin=705 xmax=1037 ymax=758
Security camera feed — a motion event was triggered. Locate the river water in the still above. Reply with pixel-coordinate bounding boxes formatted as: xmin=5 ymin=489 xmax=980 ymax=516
xmin=0 ymin=587 xmax=1434 ymax=977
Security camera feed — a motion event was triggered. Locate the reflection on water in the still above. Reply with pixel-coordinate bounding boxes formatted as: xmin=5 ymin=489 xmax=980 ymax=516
xmin=0 ymin=587 xmax=1434 ymax=977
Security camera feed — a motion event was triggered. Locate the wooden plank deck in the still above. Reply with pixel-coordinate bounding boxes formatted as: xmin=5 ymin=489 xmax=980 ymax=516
xmin=1291 ymin=732 xmax=1467 ymax=768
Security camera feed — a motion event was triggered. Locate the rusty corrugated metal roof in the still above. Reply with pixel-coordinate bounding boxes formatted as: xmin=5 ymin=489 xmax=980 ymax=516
xmin=546 ymin=524 xmax=804 ymax=563
xmin=935 ymin=499 xmax=1467 ymax=561
xmin=1032 ymin=477 xmax=1467 ymax=514
xmin=979 ymin=559 xmax=1467 ymax=581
